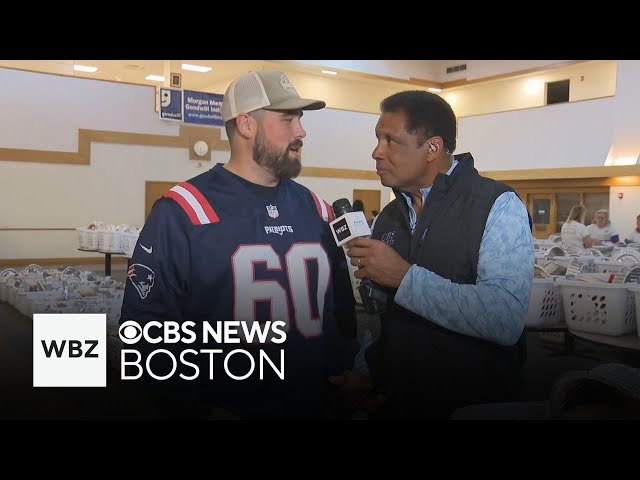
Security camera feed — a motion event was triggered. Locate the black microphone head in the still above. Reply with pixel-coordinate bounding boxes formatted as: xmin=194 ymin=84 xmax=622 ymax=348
xmin=332 ymin=198 xmax=352 ymax=217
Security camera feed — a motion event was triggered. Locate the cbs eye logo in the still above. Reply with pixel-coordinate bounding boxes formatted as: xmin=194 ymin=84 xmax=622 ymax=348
xmin=119 ymin=320 xmax=143 ymax=344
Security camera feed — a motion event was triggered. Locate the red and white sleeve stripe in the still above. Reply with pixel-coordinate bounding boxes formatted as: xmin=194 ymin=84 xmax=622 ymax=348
xmin=309 ymin=190 xmax=334 ymax=222
xmin=163 ymin=182 xmax=220 ymax=225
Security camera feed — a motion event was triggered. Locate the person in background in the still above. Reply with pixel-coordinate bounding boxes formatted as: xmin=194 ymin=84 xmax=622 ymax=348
xmin=369 ymin=209 xmax=380 ymax=228
xmin=353 ymin=199 xmax=377 ymax=228
xmin=561 ymin=205 xmax=594 ymax=251
xmin=329 ymin=90 xmax=534 ymax=419
xmin=587 ymin=209 xmax=619 ymax=243
xmin=121 ymin=71 xmax=358 ymax=419
xmin=625 ymin=214 xmax=640 ymax=244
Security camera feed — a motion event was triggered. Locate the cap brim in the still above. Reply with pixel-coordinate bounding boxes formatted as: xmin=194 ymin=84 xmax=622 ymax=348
xmin=264 ymin=98 xmax=326 ymax=112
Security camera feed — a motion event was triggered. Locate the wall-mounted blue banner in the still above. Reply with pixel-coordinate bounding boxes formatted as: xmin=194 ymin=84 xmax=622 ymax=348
xmin=159 ymin=88 xmax=183 ymax=121
xmin=183 ymin=90 xmax=224 ymax=127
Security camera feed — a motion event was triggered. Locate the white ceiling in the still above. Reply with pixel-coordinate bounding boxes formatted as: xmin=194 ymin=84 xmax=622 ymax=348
xmin=0 ymin=59 xmax=573 ymax=93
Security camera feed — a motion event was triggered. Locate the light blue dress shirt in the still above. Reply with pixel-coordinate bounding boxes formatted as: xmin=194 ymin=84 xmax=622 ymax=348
xmin=353 ymin=161 xmax=534 ymax=375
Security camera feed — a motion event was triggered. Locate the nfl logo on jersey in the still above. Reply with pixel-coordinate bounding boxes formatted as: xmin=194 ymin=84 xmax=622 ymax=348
xmin=266 ymin=205 xmax=279 ymax=219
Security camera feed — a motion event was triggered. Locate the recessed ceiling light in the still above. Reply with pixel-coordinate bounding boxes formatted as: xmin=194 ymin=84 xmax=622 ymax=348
xmin=321 ymin=69 xmax=337 ymax=75
xmin=124 ymin=64 xmax=144 ymax=70
xmin=145 ymin=75 xmax=165 ymax=82
xmin=73 ymin=65 xmax=98 ymax=73
xmin=182 ymin=63 xmax=212 ymax=73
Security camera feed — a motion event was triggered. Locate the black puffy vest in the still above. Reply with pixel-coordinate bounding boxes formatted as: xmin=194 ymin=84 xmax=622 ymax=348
xmin=367 ymin=153 xmax=526 ymax=419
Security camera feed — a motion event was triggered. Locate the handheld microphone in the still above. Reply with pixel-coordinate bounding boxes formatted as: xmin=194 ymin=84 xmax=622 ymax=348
xmin=330 ymin=199 xmax=388 ymax=314
xmin=329 ymin=198 xmax=371 ymax=246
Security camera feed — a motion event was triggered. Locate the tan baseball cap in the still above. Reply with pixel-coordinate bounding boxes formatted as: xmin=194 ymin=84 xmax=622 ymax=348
xmin=221 ymin=71 xmax=326 ymax=122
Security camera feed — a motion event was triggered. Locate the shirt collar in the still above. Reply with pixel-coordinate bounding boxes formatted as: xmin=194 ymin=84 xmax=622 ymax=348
xmin=400 ymin=158 xmax=459 ymax=209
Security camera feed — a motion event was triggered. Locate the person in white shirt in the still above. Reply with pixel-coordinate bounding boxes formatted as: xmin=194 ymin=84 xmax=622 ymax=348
xmin=561 ymin=205 xmax=593 ymax=251
xmin=625 ymin=214 xmax=640 ymax=244
xmin=587 ymin=209 xmax=619 ymax=243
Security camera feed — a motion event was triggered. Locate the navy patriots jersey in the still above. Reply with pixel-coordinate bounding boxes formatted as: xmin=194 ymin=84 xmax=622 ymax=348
xmin=121 ymin=164 xmax=357 ymax=418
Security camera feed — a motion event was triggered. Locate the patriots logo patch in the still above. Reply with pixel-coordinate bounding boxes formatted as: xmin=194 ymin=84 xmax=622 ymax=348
xmin=127 ymin=263 xmax=155 ymax=299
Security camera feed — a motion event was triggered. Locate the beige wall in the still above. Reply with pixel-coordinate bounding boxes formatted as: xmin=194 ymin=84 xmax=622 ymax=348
xmin=609 ymin=186 xmax=640 ymax=240
xmin=156 ymin=60 xmax=617 ymax=118
xmin=193 ymin=68 xmax=412 ymax=116
xmin=0 ymin=60 xmax=637 ymax=261
xmin=444 ymin=60 xmax=616 ymax=118
xmin=0 ymin=68 xmax=393 ymax=260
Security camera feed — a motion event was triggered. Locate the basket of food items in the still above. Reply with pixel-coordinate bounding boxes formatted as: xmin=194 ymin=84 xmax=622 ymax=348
xmin=76 ymin=221 xmax=102 ymax=251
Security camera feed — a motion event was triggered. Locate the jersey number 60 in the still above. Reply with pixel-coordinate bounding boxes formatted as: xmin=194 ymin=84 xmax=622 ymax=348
xmin=232 ymin=243 xmax=330 ymax=339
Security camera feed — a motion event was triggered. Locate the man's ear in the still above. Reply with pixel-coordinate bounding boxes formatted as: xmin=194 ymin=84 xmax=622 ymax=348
xmin=425 ymin=137 xmax=443 ymax=162
xmin=235 ymin=113 xmax=256 ymax=139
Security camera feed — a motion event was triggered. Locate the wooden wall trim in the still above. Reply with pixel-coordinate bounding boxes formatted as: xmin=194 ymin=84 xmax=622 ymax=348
xmin=0 ymin=257 xmax=128 ymax=267
xmin=0 ymin=124 xmax=378 ymax=181
xmin=506 ymin=178 xmax=640 ymax=190
xmin=512 ymin=185 xmax=611 ymax=194
xmin=3 ymin=121 xmax=637 ymax=185
xmin=299 ymin=166 xmax=379 ymax=180
xmin=0 ymin=124 xmax=230 ymax=166
xmin=482 ymin=165 xmax=640 ymax=182
xmin=0 ymin=148 xmax=82 ymax=164
xmin=0 ymin=228 xmax=75 ymax=231
xmin=306 ymin=165 xmax=627 ymax=184
xmin=83 ymin=129 xmax=186 ymax=148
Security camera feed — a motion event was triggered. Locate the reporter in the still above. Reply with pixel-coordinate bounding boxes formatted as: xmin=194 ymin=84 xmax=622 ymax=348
xmin=334 ymin=90 xmax=534 ymax=419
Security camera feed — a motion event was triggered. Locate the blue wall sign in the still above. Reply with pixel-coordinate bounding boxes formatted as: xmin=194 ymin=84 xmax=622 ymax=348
xmin=159 ymin=88 xmax=183 ymax=121
xmin=183 ymin=90 xmax=224 ymax=127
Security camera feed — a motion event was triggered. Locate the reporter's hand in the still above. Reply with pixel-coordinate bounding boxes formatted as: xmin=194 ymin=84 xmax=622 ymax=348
xmin=345 ymin=238 xmax=411 ymax=288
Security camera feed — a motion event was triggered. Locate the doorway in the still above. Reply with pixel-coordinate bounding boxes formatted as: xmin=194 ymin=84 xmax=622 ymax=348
xmin=521 ymin=189 xmax=610 ymax=239
xmin=353 ymin=189 xmax=381 ymax=223
xmin=145 ymin=181 xmax=179 ymax=220
xmin=528 ymin=193 xmax=555 ymax=239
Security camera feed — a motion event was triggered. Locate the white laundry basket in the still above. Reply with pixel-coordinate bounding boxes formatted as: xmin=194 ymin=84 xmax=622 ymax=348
xmin=526 ymin=277 xmax=564 ymax=328
xmin=98 ymin=230 xmax=123 ymax=253
xmin=626 ymin=284 xmax=640 ymax=339
xmin=556 ymin=277 xmax=636 ymax=336
xmin=119 ymin=232 xmax=139 ymax=259
xmin=593 ymin=258 xmax=638 ymax=275
xmin=76 ymin=227 xmax=99 ymax=251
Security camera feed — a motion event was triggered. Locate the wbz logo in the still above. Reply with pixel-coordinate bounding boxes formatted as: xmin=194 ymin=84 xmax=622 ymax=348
xmin=33 ymin=314 xmax=106 ymax=387
xmin=41 ymin=339 xmax=99 ymax=358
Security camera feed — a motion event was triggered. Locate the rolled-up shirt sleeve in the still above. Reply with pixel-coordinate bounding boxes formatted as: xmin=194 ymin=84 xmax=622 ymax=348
xmin=394 ymin=191 xmax=534 ymax=346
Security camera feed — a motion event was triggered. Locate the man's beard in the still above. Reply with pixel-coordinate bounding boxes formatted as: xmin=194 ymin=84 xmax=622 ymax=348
xmin=253 ymin=129 xmax=302 ymax=180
